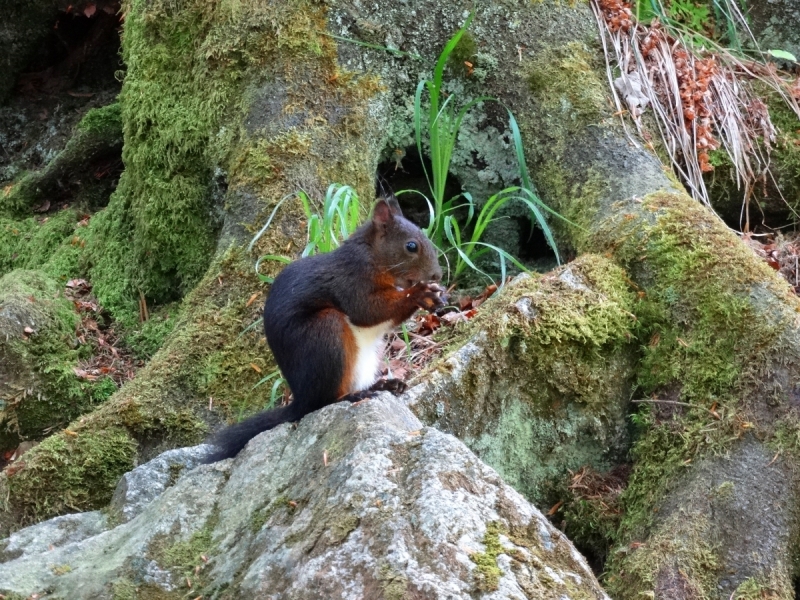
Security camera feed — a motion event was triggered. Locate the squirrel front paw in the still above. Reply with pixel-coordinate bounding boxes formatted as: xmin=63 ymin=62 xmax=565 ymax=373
xmin=408 ymin=282 xmax=447 ymax=312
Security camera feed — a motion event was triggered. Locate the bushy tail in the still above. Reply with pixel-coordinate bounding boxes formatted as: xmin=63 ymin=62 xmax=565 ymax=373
xmin=203 ymin=403 xmax=302 ymax=463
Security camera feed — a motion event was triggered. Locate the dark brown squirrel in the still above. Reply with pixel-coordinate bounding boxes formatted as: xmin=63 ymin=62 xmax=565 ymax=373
xmin=204 ymin=197 xmax=445 ymax=461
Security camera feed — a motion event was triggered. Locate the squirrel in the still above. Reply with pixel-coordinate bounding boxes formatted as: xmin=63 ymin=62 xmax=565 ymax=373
xmin=204 ymin=197 xmax=445 ymax=462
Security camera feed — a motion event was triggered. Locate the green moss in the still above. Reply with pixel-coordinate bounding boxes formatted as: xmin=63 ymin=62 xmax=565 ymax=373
xmin=526 ymin=42 xmax=607 ymax=137
xmin=605 ymin=513 xmax=719 ymax=600
xmin=77 ymin=103 xmax=122 ymax=135
xmin=379 ymin=564 xmax=409 ymax=600
xmin=110 ymin=578 xmax=138 ymax=600
xmin=0 ymin=247 xmax=269 ymax=527
xmin=729 ymin=576 xmax=792 ymax=600
xmin=329 ymin=513 xmax=359 ymax=544
xmin=84 ymin=0 xmax=343 ymax=319
xmin=51 ymin=564 xmax=72 ymax=576
xmin=141 ymin=510 xmax=218 ymax=599
xmin=161 ymin=524 xmax=214 ymax=575
xmin=447 ymin=31 xmax=477 ymax=77
xmin=122 ymin=303 xmax=180 ymax=361
xmin=562 ymin=493 xmax=619 ymax=566
xmin=470 ymin=521 xmax=505 ymax=591
xmin=0 ymin=270 xmax=117 ymax=448
xmin=629 ymin=197 xmax=780 ymax=402
xmin=0 ymin=210 xmax=81 ymax=277
xmin=249 ymin=495 xmax=291 ymax=533
xmin=600 ymin=190 xmax=799 ymax=593
xmin=431 ymin=255 xmax=636 ymax=503
xmin=5 ymin=426 xmax=137 ymax=524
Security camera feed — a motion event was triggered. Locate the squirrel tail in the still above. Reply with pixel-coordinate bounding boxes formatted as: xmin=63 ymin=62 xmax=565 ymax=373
xmin=203 ymin=403 xmax=302 ymax=463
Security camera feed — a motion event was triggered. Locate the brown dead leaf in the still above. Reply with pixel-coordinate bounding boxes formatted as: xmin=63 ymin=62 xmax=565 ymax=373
xmin=250 ymin=363 xmax=262 ymax=373
xmin=547 ymin=500 xmax=564 ymax=516
xmin=245 ymin=292 xmax=260 ymax=307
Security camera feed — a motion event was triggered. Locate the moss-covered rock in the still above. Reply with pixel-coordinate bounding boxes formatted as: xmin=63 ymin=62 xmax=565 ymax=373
xmin=0 ymin=103 xmax=123 ymax=217
xmin=0 ymin=209 xmax=82 ymax=278
xmin=410 ymin=254 xmax=637 ymax=506
xmin=0 ymin=248 xmax=268 ymax=529
xmin=0 ymin=270 xmax=114 ymax=452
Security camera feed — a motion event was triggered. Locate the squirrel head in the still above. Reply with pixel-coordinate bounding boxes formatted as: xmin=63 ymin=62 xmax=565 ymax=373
xmin=368 ymin=197 xmax=443 ymax=289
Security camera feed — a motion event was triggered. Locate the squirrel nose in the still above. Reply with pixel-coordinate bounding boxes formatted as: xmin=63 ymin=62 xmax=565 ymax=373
xmin=430 ymin=269 xmax=442 ymax=282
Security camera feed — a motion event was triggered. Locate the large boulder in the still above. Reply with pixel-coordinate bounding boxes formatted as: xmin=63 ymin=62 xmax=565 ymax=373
xmin=0 ymin=395 xmax=609 ymax=599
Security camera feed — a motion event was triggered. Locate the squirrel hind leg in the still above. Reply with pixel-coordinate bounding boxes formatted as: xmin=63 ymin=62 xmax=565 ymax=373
xmin=278 ymin=308 xmax=353 ymax=412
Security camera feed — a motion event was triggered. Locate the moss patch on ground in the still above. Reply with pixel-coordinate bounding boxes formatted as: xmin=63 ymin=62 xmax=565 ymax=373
xmin=0 ymin=210 xmax=82 ymax=278
xmin=0 ymin=270 xmax=117 ymax=450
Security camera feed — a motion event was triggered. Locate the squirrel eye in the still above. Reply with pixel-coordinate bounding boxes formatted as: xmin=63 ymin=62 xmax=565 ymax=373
xmin=406 ymin=241 xmax=418 ymax=253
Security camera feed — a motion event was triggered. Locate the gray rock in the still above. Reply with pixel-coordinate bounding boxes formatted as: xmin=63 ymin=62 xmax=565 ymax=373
xmin=109 ymin=444 xmax=215 ymax=523
xmin=0 ymin=395 xmax=609 ymax=599
xmin=0 ymin=512 xmax=107 ymax=562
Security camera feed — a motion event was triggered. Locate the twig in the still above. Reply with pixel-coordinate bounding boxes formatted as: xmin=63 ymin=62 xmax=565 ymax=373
xmin=632 ymin=398 xmax=697 ymax=408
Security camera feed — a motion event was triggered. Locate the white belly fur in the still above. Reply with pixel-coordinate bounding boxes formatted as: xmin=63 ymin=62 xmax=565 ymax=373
xmin=346 ymin=318 xmax=393 ymax=392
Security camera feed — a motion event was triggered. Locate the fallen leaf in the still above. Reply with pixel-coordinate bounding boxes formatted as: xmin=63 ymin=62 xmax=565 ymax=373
xmin=245 ymin=292 xmax=260 ymax=307
xmin=250 ymin=363 xmax=262 ymax=373
xmin=547 ymin=500 xmax=564 ymax=516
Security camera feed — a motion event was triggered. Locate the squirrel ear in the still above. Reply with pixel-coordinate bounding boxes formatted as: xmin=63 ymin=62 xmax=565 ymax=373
xmin=372 ymin=198 xmax=399 ymax=225
xmin=385 ymin=196 xmax=403 ymax=216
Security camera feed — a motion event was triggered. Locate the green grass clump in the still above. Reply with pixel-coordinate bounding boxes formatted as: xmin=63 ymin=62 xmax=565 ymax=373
xmin=409 ymin=13 xmax=571 ymax=283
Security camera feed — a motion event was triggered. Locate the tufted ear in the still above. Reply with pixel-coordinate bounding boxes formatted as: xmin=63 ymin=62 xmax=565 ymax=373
xmin=385 ymin=196 xmax=403 ymax=216
xmin=372 ymin=197 xmax=402 ymax=225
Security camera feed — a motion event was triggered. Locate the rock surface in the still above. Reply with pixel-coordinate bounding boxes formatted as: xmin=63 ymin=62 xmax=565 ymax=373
xmin=0 ymin=0 xmax=59 ymax=103
xmin=0 ymin=395 xmax=609 ymax=599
